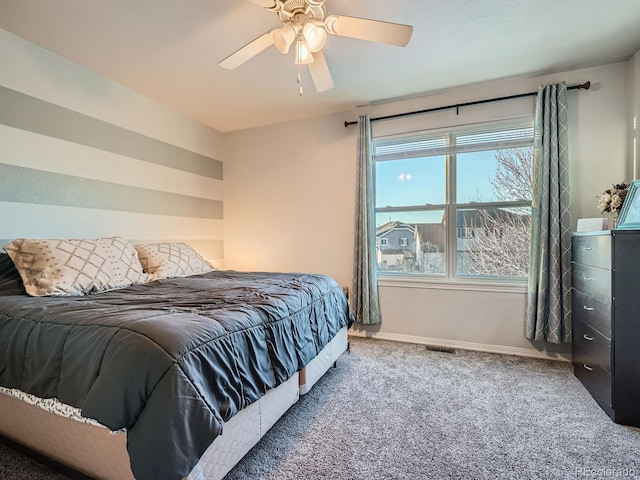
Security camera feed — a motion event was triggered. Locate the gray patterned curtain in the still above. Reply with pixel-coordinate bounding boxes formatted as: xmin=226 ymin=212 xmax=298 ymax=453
xmin=525 ymin=82 xmax=572 ymax=343
xmin=352 ymin=115 xmax=381 ymax=325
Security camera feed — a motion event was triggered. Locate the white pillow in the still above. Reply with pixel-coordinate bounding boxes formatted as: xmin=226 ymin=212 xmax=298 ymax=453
xmin=134 ymin=242 xmax=214 ymax=280
xmin=3 ymin=237 xmax=148 ymax=297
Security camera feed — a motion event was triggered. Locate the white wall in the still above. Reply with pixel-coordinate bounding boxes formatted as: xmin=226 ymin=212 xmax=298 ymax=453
xmin=0 ymin=30 xmax=224 ymax=159
xmin=630 ymin=50 xmax=640 ymax=179
xmin=225 ymin=60 xmax=633 ymax=359
xmin=0 ymin=29 xmax=225 ymax=266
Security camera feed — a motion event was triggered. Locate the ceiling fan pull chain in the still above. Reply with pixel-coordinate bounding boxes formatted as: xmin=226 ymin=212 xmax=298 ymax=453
xmin=297 ymin=71 xmax=304 ymax=96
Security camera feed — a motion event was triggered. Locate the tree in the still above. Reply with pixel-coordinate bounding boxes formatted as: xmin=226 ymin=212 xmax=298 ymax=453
xmin=490 ymin=148 xmax=534 ymax=201
xmin=461 ymin=147 xmax=533 ymax=277
xmin=459 ymin=210 xmax=532 ymax=277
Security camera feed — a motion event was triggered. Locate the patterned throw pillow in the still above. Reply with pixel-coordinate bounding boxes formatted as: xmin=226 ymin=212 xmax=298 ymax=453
xmin=135 ymin=242 xmax=213 ymax=280
xmin=3 ymin=237 xmax=148 ymax=297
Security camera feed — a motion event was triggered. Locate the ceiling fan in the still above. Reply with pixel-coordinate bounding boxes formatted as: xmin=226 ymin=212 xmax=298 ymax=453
xmin=218 ymin=0 xmax=413 ymax=94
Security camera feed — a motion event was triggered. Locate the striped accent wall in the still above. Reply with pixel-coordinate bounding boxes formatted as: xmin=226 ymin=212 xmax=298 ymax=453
xmin=0 ymin=85 xmax=224 ymax=264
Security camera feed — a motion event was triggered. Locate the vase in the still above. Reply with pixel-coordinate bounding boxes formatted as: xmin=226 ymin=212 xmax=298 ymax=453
xmin=612 ymin=212 xmax=619 ymax=229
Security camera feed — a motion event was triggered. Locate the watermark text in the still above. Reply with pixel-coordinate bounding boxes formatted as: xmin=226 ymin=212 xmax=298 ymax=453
xmin=576 ymin=467 xmax=635 ymax=478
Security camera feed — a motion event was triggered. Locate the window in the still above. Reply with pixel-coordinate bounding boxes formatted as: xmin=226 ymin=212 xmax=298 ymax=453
xmin=458 ymin=226 xmax=474 ymax=239
xmin=379 ymin=238 xmax=388 ymax=247
xmin=373 ymin=119 xmax=534 ymax=281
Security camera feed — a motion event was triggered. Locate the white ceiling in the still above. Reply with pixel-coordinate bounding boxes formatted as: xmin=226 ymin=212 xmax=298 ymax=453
xmin=1 ymin=0 xmax=640 ymax=132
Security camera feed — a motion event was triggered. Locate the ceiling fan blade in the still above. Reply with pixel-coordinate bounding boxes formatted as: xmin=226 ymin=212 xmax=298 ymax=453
xmin=308 ymin=51 xmax=334 ymax=92
xmin=219 ymin=30 xmax=276 ymax=70
xmin=245 ymin=0 xmax=278 ymax=8
xmin=324 ymin=15 xmax=413 ymax=47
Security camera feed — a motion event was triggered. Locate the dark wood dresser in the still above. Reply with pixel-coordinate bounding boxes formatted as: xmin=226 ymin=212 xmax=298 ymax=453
xmin=571 ymin=230 xmax=640 ymax=426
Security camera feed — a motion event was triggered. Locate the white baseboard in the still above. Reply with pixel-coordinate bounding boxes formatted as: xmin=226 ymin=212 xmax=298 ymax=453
xmin=347 ymin=330 xmax=571 ymax=362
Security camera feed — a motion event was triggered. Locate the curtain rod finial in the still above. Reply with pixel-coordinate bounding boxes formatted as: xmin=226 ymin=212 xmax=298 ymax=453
xmin=580 ymin=81 xmax=591 ymax=90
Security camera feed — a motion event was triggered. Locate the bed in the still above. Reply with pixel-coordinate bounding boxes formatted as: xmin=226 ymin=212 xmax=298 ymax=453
xmin=0 ymin=241 xmax=353 ymax=480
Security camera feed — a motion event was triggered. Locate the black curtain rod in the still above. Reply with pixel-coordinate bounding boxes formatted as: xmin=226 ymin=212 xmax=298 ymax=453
xmin=343 ymin=81 xmax=591 ymax=128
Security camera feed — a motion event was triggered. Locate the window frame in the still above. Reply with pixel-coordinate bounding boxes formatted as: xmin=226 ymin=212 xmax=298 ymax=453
xmin=373 ymin=118 xmax=534 ymax=286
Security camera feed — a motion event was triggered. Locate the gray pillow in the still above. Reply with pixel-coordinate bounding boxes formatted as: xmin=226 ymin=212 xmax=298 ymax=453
xmin=0 ymin=253 xmax=26 ymax=296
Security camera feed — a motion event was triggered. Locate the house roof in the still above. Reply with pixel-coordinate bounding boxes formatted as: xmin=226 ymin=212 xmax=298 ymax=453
xmin=376 ymin=221 xmax=415 ymax=237
xmin=456 ymin=208 xmax=527 ymax=225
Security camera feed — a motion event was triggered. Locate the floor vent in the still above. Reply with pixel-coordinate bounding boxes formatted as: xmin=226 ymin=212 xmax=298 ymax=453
xmin=425 ymin=345 xmax=456 ymax=354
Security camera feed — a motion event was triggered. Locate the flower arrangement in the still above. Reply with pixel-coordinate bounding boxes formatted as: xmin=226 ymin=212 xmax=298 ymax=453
xmin=597 ymin=182 xmax=629 ymax=219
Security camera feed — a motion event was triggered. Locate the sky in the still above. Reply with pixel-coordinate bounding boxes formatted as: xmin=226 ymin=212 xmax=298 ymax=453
xmin=375 ymin=150 xmax=503 ymax=226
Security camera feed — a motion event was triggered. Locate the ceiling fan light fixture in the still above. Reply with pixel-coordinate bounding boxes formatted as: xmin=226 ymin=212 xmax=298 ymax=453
xmin=273 ymin=23 xmax=296 ymax=54
xmin=295 ymin=35 xmax=314 ymax=64
xmin=302 ymin=22 xmax=326 ymax=52
xmin=220 ymin=0 xmax=413 ymax=94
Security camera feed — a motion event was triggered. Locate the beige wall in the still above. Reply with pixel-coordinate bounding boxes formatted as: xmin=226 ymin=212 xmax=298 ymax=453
xmin=225 ymin=60 xmax=633 ymax=359
xmin=223 ymin=113 xmax=356 ymax=286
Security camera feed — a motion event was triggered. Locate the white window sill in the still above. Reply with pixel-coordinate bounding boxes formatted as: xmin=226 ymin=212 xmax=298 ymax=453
xmin=377 ymin=274 xmax=527 ymax=294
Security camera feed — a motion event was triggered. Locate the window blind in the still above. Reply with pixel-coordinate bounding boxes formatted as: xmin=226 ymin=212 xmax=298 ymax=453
xmin=373 ymin=119 xmax=534 ymax=162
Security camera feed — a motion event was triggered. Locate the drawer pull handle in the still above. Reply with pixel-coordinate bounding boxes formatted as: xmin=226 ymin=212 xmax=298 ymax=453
xmin=583 ymin=247 xmax=593 ymax=251
xmin=583 ymin=276 xmax=593 ymax=281
xmin=583 ymin=306 xmax=594 ymax=311
xmin=583 ymin=334 xmax=594 ymax=341
xmin=583 ymin=364 xmax=594 ymax=371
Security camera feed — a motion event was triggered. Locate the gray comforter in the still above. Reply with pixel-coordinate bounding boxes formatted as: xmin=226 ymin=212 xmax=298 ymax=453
xmin=0 ymin=270 xmax=353 ymax=479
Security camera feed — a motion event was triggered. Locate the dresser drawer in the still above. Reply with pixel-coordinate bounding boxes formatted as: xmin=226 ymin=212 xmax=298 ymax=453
xmin=573 ymin=320 xmax=611 ymax=373
xmin=572 ymin=263 xmax=611 ymax=305
xmin=573 ymin=344 xmax=612 ymax=411
xmin=571 ymin=289 xmax=611 ymax=338
xmin=572 ymin=234 xmax=611 ymax=269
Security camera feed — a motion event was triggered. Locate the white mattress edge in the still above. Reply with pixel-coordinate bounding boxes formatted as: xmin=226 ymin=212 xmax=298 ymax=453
xmin=299 ymin=326 xmax=348 ymax=395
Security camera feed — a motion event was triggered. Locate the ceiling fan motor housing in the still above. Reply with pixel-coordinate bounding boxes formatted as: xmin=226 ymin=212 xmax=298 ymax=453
xmin=277 ymin=0 xmax=325 ymax=23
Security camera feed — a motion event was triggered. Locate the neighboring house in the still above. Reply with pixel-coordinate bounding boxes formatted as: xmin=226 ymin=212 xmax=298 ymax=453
xmin=414 ymin=223 xmax=446 ymax=274
xmin=376 ymin=221 xmax=416 ymax=271
xmin=377 ymin=210 xmax=527 ymax=275
xmin=456 ymin=208 xmax=529 ymax=252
